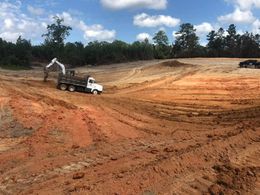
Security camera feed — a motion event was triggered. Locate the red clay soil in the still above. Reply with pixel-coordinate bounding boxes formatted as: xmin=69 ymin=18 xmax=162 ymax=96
xmin=0 ymin=58 xmax=259 ymax=195
xmin=208 ymin=163 xmax=258 ymax=195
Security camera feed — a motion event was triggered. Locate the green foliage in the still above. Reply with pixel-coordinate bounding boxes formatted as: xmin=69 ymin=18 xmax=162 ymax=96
xmin=130 ymin=39 xmax=154 ymax=60
xmin=238 ymin=32 xmax=260 ymax=57
xmin=1 ymin=21 xmax=260 ymax=69
xmin=0 ymin=37 xmax=32 ymax=69
xmin=63 ymin=42 xmax=85 ymax=66
xmin=42 ymin=16 xmax=72 ymax=46
xmin=15 ymin=36 xmax=32 ymax=66
xmin=206 ymin=24 xmax=260 ymax=58
xmin=225 ymin=24 xmax=239 ymax=57
xmin=83 ymin=40 xmax=154 ymax=65
xmin=207 ymin=28 xmax=225 ymax=57
xmin=153 ymin=30 xmax=169 ymax=46
xmin=0 ymin=63 xmax=31 ymax=70
xmin=41 ymin=16 xmax=72 ymax=60
xmin=173 ymin=23 xmax=200 ymax=57
xmin=153 ymin=30 xmax=171 ymax=59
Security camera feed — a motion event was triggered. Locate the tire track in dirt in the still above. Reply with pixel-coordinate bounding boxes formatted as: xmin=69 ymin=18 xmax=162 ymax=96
xmin=1 ymin=118 xmax=257 ymax=194
xmin=1 ymin=59 xmax=260 ymax=194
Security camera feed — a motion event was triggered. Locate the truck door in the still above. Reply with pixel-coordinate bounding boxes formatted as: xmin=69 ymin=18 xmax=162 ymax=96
xmin=87 ymin=79 xmax=94 ymax=90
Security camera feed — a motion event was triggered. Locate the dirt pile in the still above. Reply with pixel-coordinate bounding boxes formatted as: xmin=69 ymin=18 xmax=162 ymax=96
xmin=140 ymin=60 xmax=191 ymax=73
xmin=160 ymin=60 xmax=190 ymax=67
xmin=208 ymin=164 xmax=258 ymax=194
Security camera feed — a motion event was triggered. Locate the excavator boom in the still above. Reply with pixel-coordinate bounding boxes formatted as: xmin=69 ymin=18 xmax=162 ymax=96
xmin=44 ymin=58 xmax=66 ymax=82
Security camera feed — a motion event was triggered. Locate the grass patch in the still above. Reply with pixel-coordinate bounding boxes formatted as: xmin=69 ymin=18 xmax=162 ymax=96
xmin=0 ymin=64 xmax=32 ymax=70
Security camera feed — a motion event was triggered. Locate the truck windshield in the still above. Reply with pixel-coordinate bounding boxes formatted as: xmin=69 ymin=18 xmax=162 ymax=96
xmin=89 ymin=80 xmax=95 ymax=84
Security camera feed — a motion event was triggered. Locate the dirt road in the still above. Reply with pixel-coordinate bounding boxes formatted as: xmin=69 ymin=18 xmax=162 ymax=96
xmin=0 ymin=58 xmax=259 ymax=194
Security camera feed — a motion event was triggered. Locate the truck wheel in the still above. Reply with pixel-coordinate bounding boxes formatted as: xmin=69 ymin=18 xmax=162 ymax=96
xmin=60 ymin=84 xmax=67 ymax=91
xmin=68 ymin=85 xmax=76 ymax=92
xmin=92 ymin=90 xmax=98 ymax=95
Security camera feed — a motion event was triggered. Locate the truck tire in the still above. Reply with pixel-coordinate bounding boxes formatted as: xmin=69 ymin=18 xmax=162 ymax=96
xmin=68 ymin=85 xmax=76 ymax=92
xmin=92 ymin=90 xmax=98 ymax=95
xmin=60 ymin=84 xmax=67 ymax=91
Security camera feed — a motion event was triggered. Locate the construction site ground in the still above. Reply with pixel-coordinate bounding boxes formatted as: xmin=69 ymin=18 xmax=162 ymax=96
xmin=0 ymin=58 xmax=259 ymax=194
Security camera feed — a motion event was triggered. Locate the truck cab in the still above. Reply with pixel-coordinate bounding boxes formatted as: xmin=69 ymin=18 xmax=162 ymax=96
xmin=86 ymin=77 xmax=103 ymax=94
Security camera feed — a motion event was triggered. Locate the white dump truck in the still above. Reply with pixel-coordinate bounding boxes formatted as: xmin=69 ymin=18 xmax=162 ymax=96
xmin=44 ymin=58 xmax=103 ymax=95
xmin=57 ymin=73 xmax=103 ymax=95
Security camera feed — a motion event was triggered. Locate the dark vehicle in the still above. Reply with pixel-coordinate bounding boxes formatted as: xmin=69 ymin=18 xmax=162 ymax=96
xmin=239 ymin=60 xmax=260 ymax=69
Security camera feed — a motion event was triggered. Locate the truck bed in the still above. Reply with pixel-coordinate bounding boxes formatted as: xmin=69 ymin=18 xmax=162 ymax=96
xmin=58 ymin=74 xmax=89 ymax=87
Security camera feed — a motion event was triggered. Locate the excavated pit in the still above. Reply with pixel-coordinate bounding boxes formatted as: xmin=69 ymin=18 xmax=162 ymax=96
xmin=0 ymin=58 xmax=259 ymax=194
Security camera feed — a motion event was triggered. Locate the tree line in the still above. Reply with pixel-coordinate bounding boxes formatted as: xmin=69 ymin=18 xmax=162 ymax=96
xmin=0 ymin=17 xmax=260 ymax=69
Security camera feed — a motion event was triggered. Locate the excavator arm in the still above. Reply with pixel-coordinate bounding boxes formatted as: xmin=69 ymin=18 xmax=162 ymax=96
xmin=44 ymin=58 xmax=66 ymax=82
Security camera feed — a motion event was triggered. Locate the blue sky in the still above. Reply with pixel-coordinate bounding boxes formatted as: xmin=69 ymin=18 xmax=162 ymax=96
xmin=1 ymin=0 xmax=260 ymax=45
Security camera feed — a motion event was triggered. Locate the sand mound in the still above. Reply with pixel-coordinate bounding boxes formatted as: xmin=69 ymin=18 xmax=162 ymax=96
xmin=160 ymin=60 xmax=190 ymax=67
xmin=139 ymin=60 xmax=191 ymax=75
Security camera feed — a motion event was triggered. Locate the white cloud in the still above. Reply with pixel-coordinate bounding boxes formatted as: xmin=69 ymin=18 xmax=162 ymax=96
xmin=252 ymin=19 xmax=260 ymax=34
xmin=101 ymin=0 xmax=167 ymax=10
xmin=136 ymin=32 xmax=151 ymax=41
xmin=218 ymin=8 xmax=255 ymax=24
xmin=27 ymin=5 xmax=44 ymax=15
xmin=0 ymin=32 xmax=21 ymax=42
xmin=57 ymin=12 xmax=116 ymax=42
xmin=0 ymin=1 xmax=46 ymax=43
xmin=194 ymin=23 xmax=214 ymax=45
xmin=195 ymin=22 xmax=214 ymax=35
xmin=237 ymin=29 xmax=244 ymax=35
xmin=172 ymin=31 xmax=181 ymax=40
xmin=222 ymin=0 xmax=260 ymax=35
xmin=82 ymin=24 xmax=116 ymax=42
xmin=172 ymin=31 xmax=177 ymax=38
xmin=55 ymin=12 xmax=74 ymax=26
xmin=4 ymin=18 xmax=14 ymax=29
xmin=226 ymin=0 xmax=260 ymax=10
xmin=134 ymin=13 xmax=180 ymax=28
xmin=159 ymin=27 xmax=166 ymax=32
xmin=200 ymin=40 xmax=208 ymax=47
xmin=0 ymin=1 xmax=116 ymax=43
